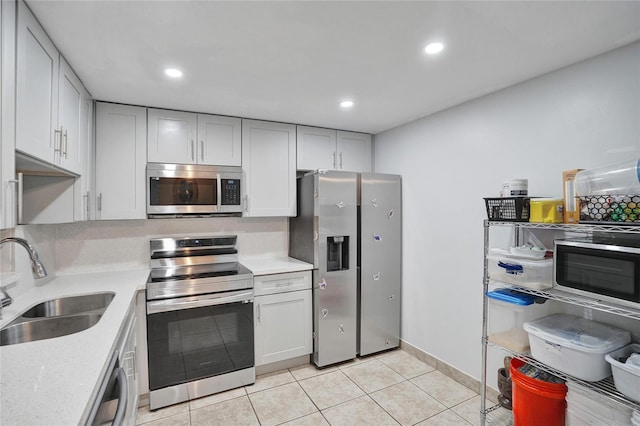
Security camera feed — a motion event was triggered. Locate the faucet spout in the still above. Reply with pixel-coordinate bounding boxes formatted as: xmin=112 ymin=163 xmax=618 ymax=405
xmin=0 ymin=237 xmax=48 ymax=279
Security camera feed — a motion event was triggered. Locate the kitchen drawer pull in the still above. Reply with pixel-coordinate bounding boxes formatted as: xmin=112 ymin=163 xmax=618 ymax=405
xmin=275 ymin=281 xmax=293 ymax=287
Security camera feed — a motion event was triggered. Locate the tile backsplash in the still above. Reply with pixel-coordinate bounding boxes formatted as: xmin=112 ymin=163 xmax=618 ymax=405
xmin=17 ymin=217 xmax=289 ymax=276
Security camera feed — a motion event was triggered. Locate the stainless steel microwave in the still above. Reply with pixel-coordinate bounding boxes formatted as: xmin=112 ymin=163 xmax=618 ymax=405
xmin=147 ymin=163 xmax=243 ymax=217
xmin=554 ymin=237 xmax=640 ymax=307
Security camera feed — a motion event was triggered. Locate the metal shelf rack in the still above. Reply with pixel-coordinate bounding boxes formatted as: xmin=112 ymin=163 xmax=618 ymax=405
xmin=480 ymin=220 xmax=640 ymax=425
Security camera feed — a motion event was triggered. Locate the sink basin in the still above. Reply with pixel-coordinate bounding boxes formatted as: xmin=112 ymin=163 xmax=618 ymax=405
xmin=21 ymin=292 xmax=115 ymax=318
xmin=0 ymin=314 xmax=102 ymax=346
xmin=0 ymin=292 xmax=115 ymax=346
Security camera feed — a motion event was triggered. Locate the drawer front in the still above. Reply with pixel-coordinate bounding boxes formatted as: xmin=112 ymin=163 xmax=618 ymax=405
xmin=253 ymin=271 xmax=311 ymax=296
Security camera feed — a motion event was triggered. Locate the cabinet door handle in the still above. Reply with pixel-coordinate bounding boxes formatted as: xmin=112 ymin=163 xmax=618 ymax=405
xmin=200 ymin=140 xmax=204 ymax=162
xmin=63 ymin=129 xmax=69 ymax=159
xmin=54 ymin=127 xmax=63 ymax=161
xmin=83 ymin=192 xmax=90 ymax=221
xmin=333 ymin=152 xmax=336 ymax=169
xmin=256 ymin=304 xmax=261 ymax=324
xmin=191 ymin=140 xmax=195 ymax=161
xmin=17 ymin=173 xmax=23 ymax=224
xmin=339 ymin=152 xmax=343 ymax=169
xmin=244 ymin=195 xmax=249 ymax=213
xmin=97 ymin=193 xmax=103 ymax=212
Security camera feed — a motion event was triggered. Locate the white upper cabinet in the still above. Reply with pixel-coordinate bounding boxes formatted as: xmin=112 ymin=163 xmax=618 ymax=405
xmin=242 ymin=119 xmax=296 ymax=217
xmin=15 ymin=1 xmax=59 ymax=165
xmin=1 ymin=0 xmax=17 ymax=229
xmin=148 ymin=108 xmax=241 ymax=166
xmin=57 ymin=57 xmax=84 ymax=175
xmin=197 ymin=113 xmax=242 ymax=166
xmin=74 ymin=89 xmax=93 ymax=221
xmin=336 ymin=130 xmax=372 ymax=173
xmin=15 ymin=2 xmax=88 ymax=176
xmin=297 ymin=126 xmax=372 ymax=172
xmin=95 ymin=102 xmax=147 ymax=220
xmin=296 ymin=126 xmax=337 ymax=171
xmin=147 ymin=108 xmax=196 ymax=164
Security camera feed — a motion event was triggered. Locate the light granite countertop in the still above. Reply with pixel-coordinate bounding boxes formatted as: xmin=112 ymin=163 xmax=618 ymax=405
xmin=240 ymin=256 xmax=313 ymax=276
xmin=0 ymin=268 xmax=149 ymax=426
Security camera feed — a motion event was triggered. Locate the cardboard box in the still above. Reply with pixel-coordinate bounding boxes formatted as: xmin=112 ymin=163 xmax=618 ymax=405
xmin=563 ymin=169 xmax=584 ymax=223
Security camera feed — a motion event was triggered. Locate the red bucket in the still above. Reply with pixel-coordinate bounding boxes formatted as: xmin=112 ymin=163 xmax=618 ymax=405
xmin=510 ymin=358 xmax=567 ymax=426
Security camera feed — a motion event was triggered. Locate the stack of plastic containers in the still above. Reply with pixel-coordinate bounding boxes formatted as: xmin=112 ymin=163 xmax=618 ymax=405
xmin=565 ymin=381 xmax=633 ymax=425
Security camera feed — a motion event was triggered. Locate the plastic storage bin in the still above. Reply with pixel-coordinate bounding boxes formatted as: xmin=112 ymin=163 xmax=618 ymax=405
xmin=529 ymin=199 xmax=563 ymax=223
xmin=510 ymin=358 xmax=567 ymax=426
xmin=605 ymin=343 xmax=640 ymax=403
xmin=487 ymin=289 xmax=549 ymax=353
xmin=487 ymin=254 xmax=553 ymax=290
xmin=523 ymin=314 xmax=631 ymax=381
xmin=565 ymin=381 xmax=633 ymax=426
xmin=575 ymin=159 xmax=640 ymax=196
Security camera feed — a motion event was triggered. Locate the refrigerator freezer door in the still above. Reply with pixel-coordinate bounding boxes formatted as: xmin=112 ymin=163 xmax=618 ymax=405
xmin=358 ymin=173 xmax=402 ymax=356
xmin=313 ymin=171 xmax=358 ymax=367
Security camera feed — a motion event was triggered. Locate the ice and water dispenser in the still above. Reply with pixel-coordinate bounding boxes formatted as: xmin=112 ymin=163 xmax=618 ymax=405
xmin=327 ymin=236 xmax=350 ymax=271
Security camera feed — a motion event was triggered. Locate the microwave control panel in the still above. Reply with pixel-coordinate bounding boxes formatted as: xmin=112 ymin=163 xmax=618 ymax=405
xmin=222 ymin=179 xmax=241 ymax=205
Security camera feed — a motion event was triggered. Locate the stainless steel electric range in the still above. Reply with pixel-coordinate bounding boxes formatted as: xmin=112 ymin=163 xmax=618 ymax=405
xmin=145 ymin=235 xmax=254 ymax=410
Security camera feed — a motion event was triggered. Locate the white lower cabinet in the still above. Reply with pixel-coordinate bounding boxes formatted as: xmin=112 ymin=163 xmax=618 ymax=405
xmin=118 ymin=305 xmax=138 ymax=426
xmin=254 ymin=271 xmax=312 ymax=367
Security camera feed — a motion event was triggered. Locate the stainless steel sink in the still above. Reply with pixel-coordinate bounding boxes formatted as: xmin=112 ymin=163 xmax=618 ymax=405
xmin=21 ymin=292 xmax=115 ymax=318
xmin=0 ymin=292 xmax=115 ymax=346
xmin=0 ymin=314 xmax=103 ymax=346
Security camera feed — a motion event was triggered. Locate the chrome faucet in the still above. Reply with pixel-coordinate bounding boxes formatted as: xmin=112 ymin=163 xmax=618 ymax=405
xmin=0 ymin=237 xmax=48 ymax=308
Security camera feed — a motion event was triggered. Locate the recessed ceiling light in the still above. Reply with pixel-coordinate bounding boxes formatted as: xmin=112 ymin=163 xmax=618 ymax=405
xmin=340 ymin=100 xmax=354 ymax=108
xmin=424 ymin=42 xmax=444 ymax=55
xmin=165 ymin=68 xmax=183 ymax=78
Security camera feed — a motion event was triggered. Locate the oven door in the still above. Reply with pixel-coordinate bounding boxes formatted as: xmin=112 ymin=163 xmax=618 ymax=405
xmin=146 ymin=290 xmax=254 ymax=393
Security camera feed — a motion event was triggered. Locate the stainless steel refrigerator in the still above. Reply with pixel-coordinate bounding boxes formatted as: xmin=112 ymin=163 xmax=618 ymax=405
xmin=358 ymin=172 xmax=402 ymax=356
xmin=289 ymin=170 xmax=401 ymax=367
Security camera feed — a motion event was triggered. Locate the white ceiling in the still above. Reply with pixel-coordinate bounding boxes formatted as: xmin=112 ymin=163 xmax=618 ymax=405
xmin=27 ymin=1 xmax=640 ymax=135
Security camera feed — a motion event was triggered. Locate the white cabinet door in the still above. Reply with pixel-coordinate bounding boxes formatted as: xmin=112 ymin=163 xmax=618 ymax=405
xmin=336 ymin=131 xmax=372 ymax=172
xmin=95 ymin=102 xmax=147 ymax=220
xmin=15 ymin=1 xmax=59 ymax=164
xmin=197 ymin=114 xmax=241 ymax=166
xmin=254 ymin=289 xmax=312 ymax=366
xmin=57 ymin=57 xmax=84 ymax=175
xmin=1 ymin=0 xmax=17 ymax=229
xmin=74 ymin=90 xmax=93 ymax=221
xmin=242 ymin=119 xmax=296 ymax=217
xmin=296 ymin=126 xmax=336 ymax=171
xmin=147 ymin=108 xmax=197 ymax=164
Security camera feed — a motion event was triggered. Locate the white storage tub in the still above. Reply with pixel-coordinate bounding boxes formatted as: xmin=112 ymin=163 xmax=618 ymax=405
xmin=487 ymin=254 xmax=552 ymax=290
xmin=605 ymin=343 xmax=640 ymax=403
xmin=565 ymin=381 xmax=633 ymax=426
xmin=523 ymin=314 xmax=631 ymax=381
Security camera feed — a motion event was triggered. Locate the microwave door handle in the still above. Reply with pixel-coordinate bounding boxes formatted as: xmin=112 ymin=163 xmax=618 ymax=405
xmin=216 ymin=173 xmax=222 ymax=208
xmin=112 ymin=367 xmax=128 ymax=426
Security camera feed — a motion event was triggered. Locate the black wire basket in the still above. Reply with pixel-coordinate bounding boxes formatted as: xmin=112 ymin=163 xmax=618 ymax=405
xmin=484 ymin=197 xmax=531 ymax=222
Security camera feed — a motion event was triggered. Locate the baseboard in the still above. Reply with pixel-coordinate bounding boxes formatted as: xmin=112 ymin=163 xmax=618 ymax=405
xmin=255 ymin=354 xmax=311 ymax=375
xmin=400 ymin=339 xmax=499 ymax=403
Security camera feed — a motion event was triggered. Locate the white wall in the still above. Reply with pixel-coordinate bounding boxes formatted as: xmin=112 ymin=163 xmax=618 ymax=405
xmin=374 ymin=41 xmax=640 ymax=381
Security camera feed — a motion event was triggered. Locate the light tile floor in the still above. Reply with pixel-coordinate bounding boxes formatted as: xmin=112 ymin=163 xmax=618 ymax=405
xmin=136 ymin=349 xmax=492 ymax=426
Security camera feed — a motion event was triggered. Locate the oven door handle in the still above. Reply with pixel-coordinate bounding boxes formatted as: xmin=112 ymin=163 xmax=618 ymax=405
xmin=147 ymin=291 xmax=254 ymax=314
